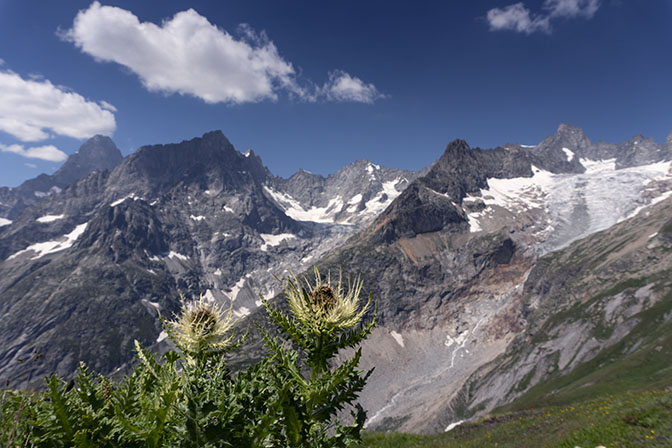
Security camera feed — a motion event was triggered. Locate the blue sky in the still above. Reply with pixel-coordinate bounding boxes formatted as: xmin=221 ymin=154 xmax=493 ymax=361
xmin=1 ymin=0 xmax=671 ymax=187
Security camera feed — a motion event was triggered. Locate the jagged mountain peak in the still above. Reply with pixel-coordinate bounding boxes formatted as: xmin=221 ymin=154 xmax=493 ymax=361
xmin=665 ymin=130 xmax=672 ymax=148
xmin=339 ymin=158 xmax=378 ymax=170
xmin=53 ymin=135 xmax=122 ymax=185
xmin=433 ymin=139 xmax=478 ymax=168
xmin=200 ymin=129 xmax=231 ymax=143
xmin=544 ymin=123 xmax=592 ymax=149
xmin=556 ymin=122 xmax=587 ymax=135
xmin=619 ymin=133 xmax=660 ymax=148
xmin=107 ymin=131 xmax=271 ymax=197
xmin=531 ymin=124 xmax=589 ymax=173
xmin=0 ymin=135 xmax=124 ymax=219
xmin=614 ymin=133 xmax=664 ymax=169
xmin=78 ymin=134 xmax=118 ymax=153
xmin=288 ymin=167 xmax=323 ymax=181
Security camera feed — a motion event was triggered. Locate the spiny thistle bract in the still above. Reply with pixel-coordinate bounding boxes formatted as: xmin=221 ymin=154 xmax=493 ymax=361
xmin=286 ymin=266 xmax=372 ymax=332
xmin=164 ymin=293 xmax=239 ymax=359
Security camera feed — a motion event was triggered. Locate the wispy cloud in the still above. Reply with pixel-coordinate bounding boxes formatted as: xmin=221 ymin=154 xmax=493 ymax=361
xmin=0 ymin=69 xmax=116 ymax=142
xmin=545 ymin=0 xmax=600 ymax=18
xmin=64 ymin=2 xmax=384 ymax=104
xmin=0 ymin=143 xmax=68 ymax=162
xmin=486 ymin=0 xmax=600 ymax=34
xmin=487 ymin=3 xmax=550 ymax=34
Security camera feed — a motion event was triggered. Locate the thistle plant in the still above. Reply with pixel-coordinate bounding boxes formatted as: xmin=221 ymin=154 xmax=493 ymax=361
xmin=1 ymin=269 xmax=375 ymax=448
xmin=261 ymin=266 xmax=377 ymax=446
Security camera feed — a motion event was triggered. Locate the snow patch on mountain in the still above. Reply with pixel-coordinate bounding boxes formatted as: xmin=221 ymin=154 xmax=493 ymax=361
xmin=7 ymin=223 xmax=88 ymax=260
xmin=167 ymin=251 xmax=188 ymax=261
xmin=348 ymin=194 xmax=363 ymax=205
xmin=445 ymin=420 xmax=465 ymax=432
xmin=363 ymin=179 xmax=404 ymax=217
xmin=260 ymin=233 xmax=296 ymax=251
xmin=562 ymin=147 xmax=574 ymax=161
xmin=111 ymin=194 xmax=143 ymax=207
xmin=34 ymin=186 xmax=62 ymax=198
xmin=464 ymin=166 xmax=553 ymax=233
xmin=36 ymin=214 xmax=64 ymax=223
xmin=390 ymin=330 xmax=405 ymax=347
xmin=203 ymin=289 xmax=216 ymax=304
xmin=0 ymin=218 xmax=11 ymax=227
xmin=234 ymin=307 xmax=251 ymax=317
xmin=226 ymin=277 xmax=246 ymax=301
xmin=264 ymin=186 xmax=345 ymax=223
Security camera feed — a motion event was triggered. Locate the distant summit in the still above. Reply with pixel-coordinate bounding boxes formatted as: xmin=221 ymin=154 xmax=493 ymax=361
xmin=53 ymin=135 xmax=122 ymax=186
xmin=0 ymin=135 xmax=123 ymax=219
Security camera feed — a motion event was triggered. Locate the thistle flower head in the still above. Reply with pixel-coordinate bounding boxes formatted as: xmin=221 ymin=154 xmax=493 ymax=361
xmin=165 ymin=293 xmax=237 ymax=356
xmin=286 ymin=267 xmax=371 ymax=331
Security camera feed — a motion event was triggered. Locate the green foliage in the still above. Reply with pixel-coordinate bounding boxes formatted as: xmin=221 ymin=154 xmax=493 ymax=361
xmin=0 ymin=270 xmax=375 ymax=447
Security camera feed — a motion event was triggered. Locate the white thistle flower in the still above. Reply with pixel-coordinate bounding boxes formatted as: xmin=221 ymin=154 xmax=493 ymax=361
xmin=287 ymin=267 xmax=371 ymax=331
xmin=165 ymin=294 xmax=237 ymax=356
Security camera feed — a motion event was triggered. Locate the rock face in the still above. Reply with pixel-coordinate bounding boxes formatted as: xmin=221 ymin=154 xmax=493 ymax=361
xmin=370 ymin=139 xmax=534 ymax=243
xmin=1 ymin=125 xmax=672 ymax=435
xmin=531 ymin=123 xmax=590 ymax=173
xmin=0 ymin=135 xmax=123 ymax=219
xmin=0 ymin=131 xmax=417 ymax=389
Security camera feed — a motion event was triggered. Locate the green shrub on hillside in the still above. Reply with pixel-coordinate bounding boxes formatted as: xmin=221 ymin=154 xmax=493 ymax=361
xmin=0 ymin=268 xmax=375 ymax=447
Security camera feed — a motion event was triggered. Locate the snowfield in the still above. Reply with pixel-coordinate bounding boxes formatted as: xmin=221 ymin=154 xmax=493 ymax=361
xmin=465 ymin=159 xmax=672 ymax=253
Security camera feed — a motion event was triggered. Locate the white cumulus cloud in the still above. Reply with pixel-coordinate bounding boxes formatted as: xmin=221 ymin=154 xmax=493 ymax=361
xmin=64 ymin=2 xmax=383 ymax=104
xmin=321 ymin=71 xmax=385 ymax=104
xmin=0 ymin=70 xmax=116 ymax=142
xmin=0 ymin=143 xmax=68 ymax=162
xmin=486 ymin=0 xmax=600 ymax=34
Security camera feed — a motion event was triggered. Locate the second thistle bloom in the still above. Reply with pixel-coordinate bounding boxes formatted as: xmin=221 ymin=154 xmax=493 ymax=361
xmin=286 ymin=267 xmax=371 ymax=332
xmin=166 ymin=294 xmax=237 ymax=356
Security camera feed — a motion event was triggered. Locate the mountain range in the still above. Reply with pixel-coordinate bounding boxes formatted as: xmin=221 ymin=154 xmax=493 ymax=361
xmin=1 ymin=124 xmax=671 ymax=434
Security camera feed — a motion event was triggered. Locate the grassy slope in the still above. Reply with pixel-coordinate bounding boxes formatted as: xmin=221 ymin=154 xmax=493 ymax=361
xmin=360 ymin=388 xmax=672 ymax=447
xmin=500 ymin=292 xmax=672 ymax=412
xmin=360 ymin=291 xmax=672 ymax=447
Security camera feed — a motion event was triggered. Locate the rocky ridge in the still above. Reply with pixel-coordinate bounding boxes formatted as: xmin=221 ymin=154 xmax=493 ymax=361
xmin=0 ymin=131 xmax=416 ymax=388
